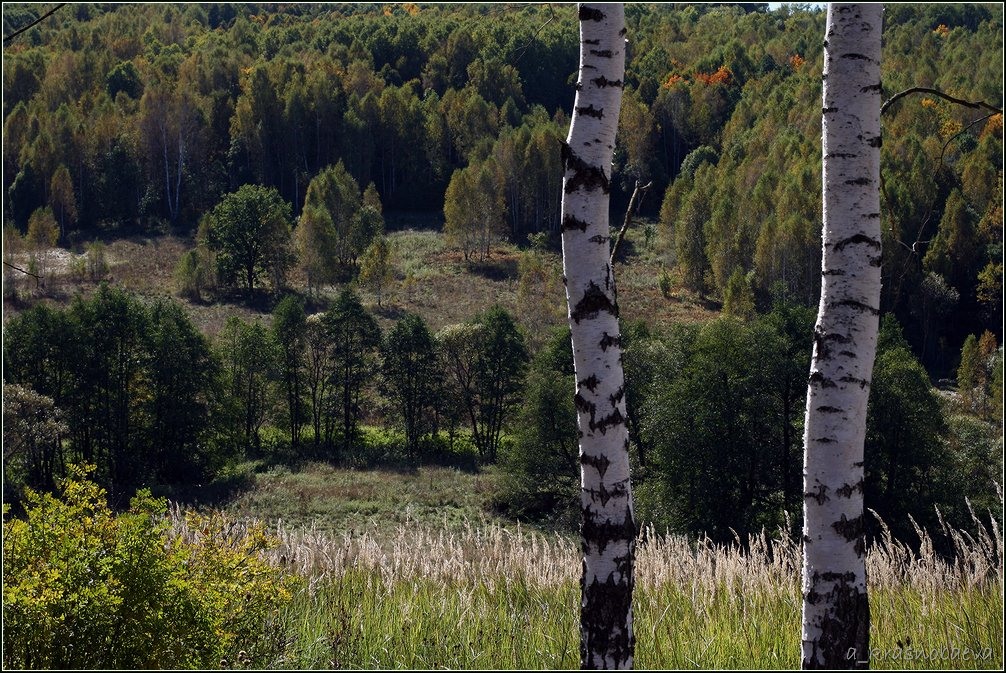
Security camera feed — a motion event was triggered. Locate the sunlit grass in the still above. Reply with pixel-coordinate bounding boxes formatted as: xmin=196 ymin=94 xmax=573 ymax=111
xmin=171 ymin=502 xmax=1003 ymax=670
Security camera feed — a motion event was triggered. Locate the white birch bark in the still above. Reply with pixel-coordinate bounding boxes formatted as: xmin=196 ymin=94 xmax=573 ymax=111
xmin=801 ymin=4 xmax=883 ymax=669
xmin=560 ymin=4 xmax=634 ymax=669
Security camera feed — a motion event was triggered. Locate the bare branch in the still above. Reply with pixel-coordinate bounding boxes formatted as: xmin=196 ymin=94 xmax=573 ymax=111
xmin=511 ymin=4 xmax=558 ymax=66
xmin=3 ymin=3 xmax=67 ymax=45
xmin=881 ymin=86 xmax=1002 ymax=116
xmin=610 ymin=180 xmax=652 ymax=266
xmin=3 ymin=259 xmax=41 ymax=286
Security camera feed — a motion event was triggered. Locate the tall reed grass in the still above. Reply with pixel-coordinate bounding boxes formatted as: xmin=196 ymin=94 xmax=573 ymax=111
xmin=168 ymin=503 xmax=1003 ymax=669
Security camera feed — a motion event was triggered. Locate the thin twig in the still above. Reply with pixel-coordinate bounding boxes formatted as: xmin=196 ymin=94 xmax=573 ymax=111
xmin=511 ymin=4 xmax=559 ymax=67
xmin=610 ymin=180 xmax=652 ymax=266
xmin=2 ymin=3 xmax=66 ymax=45
xmin=881 ymin=86 xmax=1002 ymax=116
xmin=3 ymin=260 xmax=41 ymax=286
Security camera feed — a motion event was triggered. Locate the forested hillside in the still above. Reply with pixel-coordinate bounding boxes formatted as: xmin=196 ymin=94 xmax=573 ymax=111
xmin=2 ymin=4 xmax=1003 ymax=669
xmin=3 ymin=3 xmax=1003 ymax=536
xmin=4 ymin=3 xmax=1002 ymax=371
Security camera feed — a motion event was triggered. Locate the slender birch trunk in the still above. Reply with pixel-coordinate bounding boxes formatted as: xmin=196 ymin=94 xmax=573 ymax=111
xmin=801 ymin=4 xmax=882 ymax=669
xmin=560 ymin=4 xmax=634 ymax=669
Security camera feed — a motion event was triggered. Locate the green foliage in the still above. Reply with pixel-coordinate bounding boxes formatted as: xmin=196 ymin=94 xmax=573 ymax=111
xmin=358 ymin=235 xmax=393 ymax=306
xmin=865 ymin=340 xmax=949 ymax=542
xmin=218 ymin=316 xmax=280 ymax=456
xmin=297 ymin=161 xmax=367 ymax=282
xmin=678 ymin=144 xmax=718 ymax=179
xmin=272 ymin=295 xmax=308 ymax=451
xmin=2 ymin=382 xmax=67 ymax=498
xmin=658 ymin=265 xmax=672 ymax=298
xmin=469 ymin=306 xmax=529 ymax=463
xmin=203 ymin=184 xmax=294 ymax=293
xmin=722 ymin=267 xmax=755 ymax=320
xmin=105 ymin=60 xmax=144 ymax=100
xmin=2 ymin=465 xmax=294 ymax=670
xmin=643 ymin=314 xmax=806 ymax=538
xmin=444 ymin=158 xmax=506 ymax=263
xmin=323 ymin=288 xmax=382 ymax=457
xmin=85 ymin=240 xmax=109 ymax=281
xmin=173 ymin=248 xmax=214 ymax=300
xmin=3 ymin=286 xmax=219 ymax=500
xmin=26 ymin=206 xmax=58 ymax=248
xmin=380 ymin=314 xmax=442 ymax=460
xmin=497 ymin=328 xmax=579 ymax=527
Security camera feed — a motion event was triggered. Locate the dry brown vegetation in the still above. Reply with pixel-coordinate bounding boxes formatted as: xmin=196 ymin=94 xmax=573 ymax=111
xmin=3 ymin=218 xmax=716 ymax=340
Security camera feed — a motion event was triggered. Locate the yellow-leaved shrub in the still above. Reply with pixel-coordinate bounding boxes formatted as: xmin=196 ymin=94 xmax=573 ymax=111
xmin=2 ymin=465 xmax=296 ymax=669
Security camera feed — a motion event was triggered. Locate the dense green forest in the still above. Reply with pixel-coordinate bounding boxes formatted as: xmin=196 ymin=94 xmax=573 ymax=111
xmin=2 ymin=3 xmax=1003 ymax=545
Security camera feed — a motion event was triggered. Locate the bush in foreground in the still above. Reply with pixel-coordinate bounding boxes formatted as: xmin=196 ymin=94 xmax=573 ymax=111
xmin=2 ymin=465 xmax=296 ymax=669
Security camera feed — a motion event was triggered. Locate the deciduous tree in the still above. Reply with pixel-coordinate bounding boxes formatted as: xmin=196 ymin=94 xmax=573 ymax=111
xmin=559 ymin=4 xmax=635 ymax=668
xmin=381 ymin=314 xmax=441 ymax=460
xmin=203 ymin=184 xmax=294 ymax=294
xmin=800 ymin=5 xmax=882 ymax=669
xmin=323 ymin=289 xmax=381 ymax=457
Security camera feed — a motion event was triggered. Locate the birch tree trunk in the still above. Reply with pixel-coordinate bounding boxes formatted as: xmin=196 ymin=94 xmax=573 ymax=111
xmin=560 ymin=4 xmax=634 ymax=669
xmin=801 ymin=4 xmax=883 ymax=669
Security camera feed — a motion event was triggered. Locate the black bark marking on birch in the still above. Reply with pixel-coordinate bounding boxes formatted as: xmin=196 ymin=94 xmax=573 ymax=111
xmin=582 ymin=38 xmax=600 ymax=45
xmin=805 ymin=483 xmax=829 ymax=505
xmin=561 ymin=213 xmax=590 ymax=232
xmin=561 ymin=143 xmax=610 ymax=194
xmin=618 ymin=27 xmax=627 ymax=37
xmin=839 ymin=350 xmax=857 ymax=358
xmin=825 ymin=152 xmax=857 ymax=159
xmin=852 ymin=461 xmax=864 ymax=468
xmin=580 ymin=570 xmax=636 ymax=669
xmin=809 ymin=371 xmax=837 ymax=388
xmin=589 ymin=234 xmax=609 ymax=244
xmin=814 ymin=329 xmax=851 ymax=358
xmin=844 ymin=177 xmax=872 ymax=186
xmin=590 ymin=408 xmax=625 ymax=435
xmin=860 ymin=83 xmax=882 ymax=94
xmin=822 ymin=107 xmax=839 ymax=114
xmin=832 ymin=514 xmax=864 ymax=541
xmin=866 ymin=135 xmax=882 ymax=148
xmin=822 ymin=268 xmax=846 ymax=276
xmin=578 ymin=6 xmax=605 ymax=21
xmin=609 ymin=385 xmax=625 ymax=407
xmin=804 ymin=583 xmax=869 ymax=669
xmin=804 ymin=588 xmax=822 ymax=605
xmin=571 ymin=281 xmax=617 ymax=324
xmin=865 ymin=212 xmax=880 ymax=219
xmin=833 ymin=233 xmax=881 ymax=251
xmin=581 ymin=64 xmax=598 ymax=71
xmin=589 ymin=49 xmax=613 ymax=58
xmin=831 ymin=299 xmax=880 ymax=316
xmin=574 ymin=392 xmax=597 ymax=418
xmin=839 ymin=374 xmax=871 ymax=389
xmin=592 ymin=76 xmax=624 ymax=88
xmin=579 ymin=374 xmax=600 ymax=393
xmin=584 ymin=479 xmax=629 ymax=507
xmin=562 ymin=275 xmax=568 ymax=286
xmin=576 ymin=104 xmax=604 ymax=119
xmin=814 ymin=436 xmax=836 ymax=444
xmin=599 ymin=332 xmax=621 ymax=352
xmin=581 ymin=505 xmax=636 ymax=555
xmin=581 ymin=452 xmax=611 ymax=478
xmin=868 ymin=255 xmax=882 ymax=267
xmin=816 ymin=405 xmax=843 ymax=413
xmin=835 ymin=480 xmax=864 ymax=498
xmin=841 ymin=52 xmax=875 ymax=61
